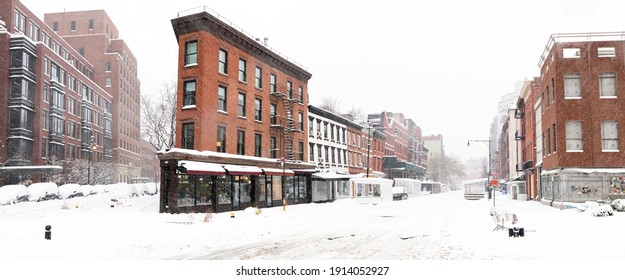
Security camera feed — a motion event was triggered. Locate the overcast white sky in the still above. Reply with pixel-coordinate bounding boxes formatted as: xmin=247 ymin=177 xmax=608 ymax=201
xmin=22 ymin=0 xmax=625 ymax=161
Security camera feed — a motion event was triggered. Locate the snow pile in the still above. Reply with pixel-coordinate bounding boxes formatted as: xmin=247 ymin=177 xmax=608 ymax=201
xmin=610 ymin=199 xmax=625 ymax=212
xmin=26 ymin=182 xmax=59 ymax=202
xmin=577 ymin=201 xmax=614 ymax=217
xmin=145 ymin=182 xmax=158 ymax=195
xmin=0 ymin=184 xmax=29 ymax=205
xmin=110 ymin=183 xmax=140 ymax=202
xmin=58 ymin=184 xmax=84 ymax=199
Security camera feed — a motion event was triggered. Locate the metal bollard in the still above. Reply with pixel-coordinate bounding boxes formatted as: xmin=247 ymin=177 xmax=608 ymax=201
xmin=45 ymin=225 xmax=51 ymax=240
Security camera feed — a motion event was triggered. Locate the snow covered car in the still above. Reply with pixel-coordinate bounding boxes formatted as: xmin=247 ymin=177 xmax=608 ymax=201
xmin=58 ymin=184 xmax=84 ymax=199
xmin=392 ymin=187 xmax=408 ymax=200
xmin=110 ymin=183 xmax=140 ymax=202
xmin=0 ymin=184 xmax=29 ymax=205
xmin=26 ymin=182 xmax=59 ymax=202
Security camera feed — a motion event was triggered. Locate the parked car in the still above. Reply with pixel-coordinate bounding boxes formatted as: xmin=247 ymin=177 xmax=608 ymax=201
xmin=0 ymin=184 xmax=29 ymax=205
xmin=392 ymin=187 xmax=408 ymax=201
xmin=26 ymin=182 xmax=59 ymax=202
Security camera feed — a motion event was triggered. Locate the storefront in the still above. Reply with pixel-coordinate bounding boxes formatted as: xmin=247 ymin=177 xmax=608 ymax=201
xmin=158 ymin=148 xmax=316 ymax=214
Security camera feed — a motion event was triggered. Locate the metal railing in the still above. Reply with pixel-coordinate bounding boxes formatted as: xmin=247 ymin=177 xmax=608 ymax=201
xmin=538 ymin=31 xmax=625 ymax=67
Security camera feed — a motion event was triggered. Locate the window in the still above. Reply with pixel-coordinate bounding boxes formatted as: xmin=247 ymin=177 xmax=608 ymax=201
xmin=42 ymin=110 xmax=48 ymax=130
xmin=42 ymin=138 xmax=47 ymax=158
xmin=298 ymin=112 xmax=304 ymax=131
xmin=254 ymin=98 xmax=262 ymax=121
xmin=599 ymin=72 xmax=616 ymax=98
xmin=298 ymin=86 xmax=303 ymax=102
xmin=309 ymin=143 xmax=315 ymax=162
xmin=71 ymin=21 xmax=76 ymax=31
xmin=237 ymin=130 xmax=245 ymax=155
xmin=183 ymin=80 xmax=196 ymax=106
xmin=565 ymin=120 xmax=583 ymax=151
xmin=270 ymin=137 xmax=277 ymax=158
xmin=182 ymin=123 xmax=194 ymax=149
xmin=43 ymin=83 xmax=49 ymax=103
xmin=287 ymin=81 xmax=293 ymax=99
xmin=598 ymin=47 xmax=616 ymax=57
xmin=89 ymin=19 xmax=94 ymax=29
xmin=270 ymin=74 xmax=277 ymax=93
xmin=219 ymin=49 xmax=228 ymax=74
xmin=185 ymin=40 xmax=197 ymax=65
xmin=270 ymin=103 xmax=277 ymax=125
xmin=238 ymin=93 xmax=246 ymax=117
xmin=105 ymin=62 xmax=111 ymax=72
xmin=298 ymin=141 xmax=304 ymax=161
xmin=255 ymin=134 xmax=262 ymax=157
xmin=255 ymin=67 xmax=262 ymax=88
xmin=105 ymin=77 xmax=112 ymax=87
xmin=563 ymin=48 xmax=580 ymax=58
xmin=217 ymin=126 xmax=226 ymax=152
xmin=218 ymin=86 xmax=227 ymax=112
xmin=564 ymin=73 xmax=581 ymax=98
xmin=238 ymin=59 xmax=247 ymax=82
xmin=601 ymin=121 xmax=619 ymax=151
xmin=552 ymin=123 xmax=557 ymax=153
xmin=53 ymin=21 xmax=58 ymax=32
xmin=551 ymin=78 xmax=555 ymax=102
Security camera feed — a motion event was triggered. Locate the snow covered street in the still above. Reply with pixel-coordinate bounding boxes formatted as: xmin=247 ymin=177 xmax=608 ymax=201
xmin=2 ymin=188 xmax=625 ymax=261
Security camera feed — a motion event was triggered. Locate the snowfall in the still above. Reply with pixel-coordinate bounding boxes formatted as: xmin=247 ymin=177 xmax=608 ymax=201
xmin=1 ymin=182 xmax=624 ymax=280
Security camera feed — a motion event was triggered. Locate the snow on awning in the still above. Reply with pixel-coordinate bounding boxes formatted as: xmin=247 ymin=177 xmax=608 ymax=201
xmin=223 ymin=164 xmax=263 ymax=175
xmin=261 ymin=168 xmax=294 ymax=176
xmin=178 ymin=160 xmax=226 ymax=176
xmin=292 ymin=169 xmax=317 ymax=174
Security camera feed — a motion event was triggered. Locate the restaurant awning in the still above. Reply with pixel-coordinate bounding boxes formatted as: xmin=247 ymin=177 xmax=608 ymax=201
xmin=223 ymin=164 xmax=263 ymax=175
xmin=178 ymin=160 xmax=226 ymax=176
xmin=261 ymin=168 xmax=294 ymax=176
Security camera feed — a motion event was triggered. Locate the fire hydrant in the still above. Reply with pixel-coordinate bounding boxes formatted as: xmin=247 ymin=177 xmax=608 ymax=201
xmin=230 ymin=212 xmax=235 ymax=218
xmin=45 ymin=225 xmax=51 ymax=240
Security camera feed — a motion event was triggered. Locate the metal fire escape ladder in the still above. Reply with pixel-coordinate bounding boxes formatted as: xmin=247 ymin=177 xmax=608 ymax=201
xmin=271 ymin=91 xmax=296 ymax=160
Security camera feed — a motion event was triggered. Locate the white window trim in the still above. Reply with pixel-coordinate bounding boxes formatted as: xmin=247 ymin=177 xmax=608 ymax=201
xmin=599 ymin=96 xmax=617 ymax=99
xmin=602 ymin=149 xmax=620 ymax=152
xmin=182 ymin=105 xmax=197 ymax=110
xmin=184 ymin=63 xmax=198 ymax=68
xmin=566 ymin=149 xmax=584 ymax=153
xmin=564 ymin=96 xmax=582 ymax=100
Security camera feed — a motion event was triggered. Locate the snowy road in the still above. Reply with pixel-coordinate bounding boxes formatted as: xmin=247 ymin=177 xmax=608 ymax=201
xmin=3 ymin=189 xmax=625 ymax=260
xmin=169 ymin=191 xmax=511 ymax=260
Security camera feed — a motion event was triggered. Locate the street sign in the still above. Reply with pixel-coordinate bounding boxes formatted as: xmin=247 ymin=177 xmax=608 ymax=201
xmin=490 ymin=180 xmax=498 ymax=186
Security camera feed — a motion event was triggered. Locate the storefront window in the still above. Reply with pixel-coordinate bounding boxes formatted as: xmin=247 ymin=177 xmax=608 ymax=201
xmin=272 ymin=176 xmax=282 ymax=200
xmin=177 ymin=175 xmax=194 ymax=207
xmin=217 ymin=175 xmax=231 ymax=204
xmin=197 ymin=176 xmax=212 ymax=206
xmin=239 ymin=176 xmax=252 ymax=203
xmin=286 ymin=176 xmax=295 ymax=199
xmin=298 ymin=176 xmax=306 ymax=199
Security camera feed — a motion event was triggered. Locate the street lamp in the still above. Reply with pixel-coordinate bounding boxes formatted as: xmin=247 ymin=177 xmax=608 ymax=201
xmin=88 ymin=136 xmax=96 ymax=185
xmin=467 ymin=139 xmax=494 ymax=206
xmin=366 ymin=121 xmax=372 ymax=178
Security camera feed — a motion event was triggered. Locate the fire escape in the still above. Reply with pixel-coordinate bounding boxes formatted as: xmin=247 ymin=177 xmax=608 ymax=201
xmin=270 ymin=84 xmax=297 ymax=160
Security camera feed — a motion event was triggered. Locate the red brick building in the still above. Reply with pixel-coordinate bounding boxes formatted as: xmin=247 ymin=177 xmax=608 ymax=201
xmin=532 ymin=32 xmax=625 ymax=206
xmin=515 ymin=78 xmax=539 ymax=200
xmin=159 ymin=7 xmax=315 ymax=213
xmin=44 ymin=10 xmax=142 ymax=183
xmin=0 ymin=0 xmax=113 ymax=185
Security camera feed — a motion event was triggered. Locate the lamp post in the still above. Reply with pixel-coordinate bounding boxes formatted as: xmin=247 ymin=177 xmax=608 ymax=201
xmin=467 ymin=139 xmax=494 ymax=206
xmin=366 ymin=121 xmax=372 ymax=178
xmin=88 ymin=136 xmax=96 ymax=185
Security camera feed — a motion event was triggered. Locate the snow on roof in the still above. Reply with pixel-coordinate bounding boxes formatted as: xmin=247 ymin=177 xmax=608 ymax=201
xmin=159 ymin=148 xmax=282 ymax=164
xmin=393 ymin=178 xmax=421 ymax=183
xmin=178 ymin=160 xmax=226 ymax=175
xmin=312 ymin=169 xmax=358 ymax=179
xmin=223 ymin=164 xmax=263 ymax=175
xmin=542 ymin=168 xmax=625 ymax=176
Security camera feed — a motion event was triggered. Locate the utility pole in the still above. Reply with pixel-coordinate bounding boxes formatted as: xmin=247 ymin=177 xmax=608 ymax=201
xmin=467 ymin=138 xmax=494 ymax=206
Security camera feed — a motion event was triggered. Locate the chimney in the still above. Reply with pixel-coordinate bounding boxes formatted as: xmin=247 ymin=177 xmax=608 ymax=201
xmin=263 ymin=37 xmax=268 ymax=46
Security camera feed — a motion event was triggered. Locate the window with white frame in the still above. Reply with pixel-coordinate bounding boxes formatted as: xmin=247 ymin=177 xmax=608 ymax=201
xmin=564 ymin=73 xmax=581 ymax=99
xmin=598 ymin=47 xmax=616 ymax=58
xmin=565 ymin=120 xmax=583 ymax=151
xmin=599 ymin=72 xmax=616 ymax=98
xmin=601 ymin=120 xmax=619 ymax=151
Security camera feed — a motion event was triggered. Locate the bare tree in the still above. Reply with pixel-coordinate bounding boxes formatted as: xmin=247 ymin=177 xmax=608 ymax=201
xmin=318 ymin=96 xmax=341 ymax=114
xmin=427 ymin=154 xmax=466 ymax=184
xmin=345 ymin=105 xmax=365 ymax=121
xmin=141 ymin=82 xmax=177 ymax=151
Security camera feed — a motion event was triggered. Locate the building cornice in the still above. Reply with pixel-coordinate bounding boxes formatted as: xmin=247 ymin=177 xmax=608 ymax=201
xmin=172 ymin=12 xmax=312 ymax=82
